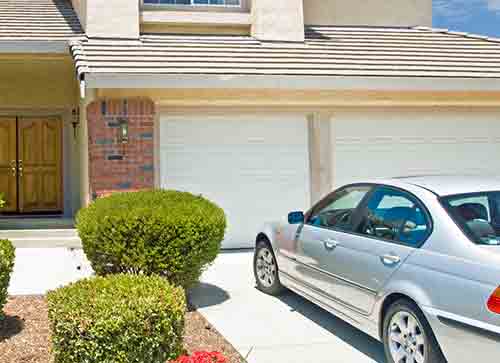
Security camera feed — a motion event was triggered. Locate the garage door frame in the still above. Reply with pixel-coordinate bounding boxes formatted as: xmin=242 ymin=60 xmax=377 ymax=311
xmin=156 ymin=107 xmax=316 ymax=248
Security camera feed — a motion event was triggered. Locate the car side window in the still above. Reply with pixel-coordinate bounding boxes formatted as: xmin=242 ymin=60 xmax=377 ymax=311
xmin=307 ymin=186 xmax=371 ymax=231
xmin=357 ymin=187 xmax=430 ymax=247
xmin=448 ymin=195 xmax=491 ymax=222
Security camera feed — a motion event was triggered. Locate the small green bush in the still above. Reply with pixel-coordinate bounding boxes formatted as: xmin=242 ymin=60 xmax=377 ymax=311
xmin=47 ymin=274 xmax=186 ymax=363
xmin=0 ymin=193 xmax=5 ymax=209
xmin=0 ymin=239 xmax=15 ymax=320
xmin=76 ymin=190 xmax=226 ymax=288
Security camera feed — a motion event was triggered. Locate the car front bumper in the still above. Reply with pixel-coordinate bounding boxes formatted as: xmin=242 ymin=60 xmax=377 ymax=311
xmin=423 ymin=306 xmax=500 ymax=363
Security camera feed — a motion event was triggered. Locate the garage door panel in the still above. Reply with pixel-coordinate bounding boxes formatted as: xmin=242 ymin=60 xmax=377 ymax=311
xmin=333 ymin=109 xmax=500 ymax=188
xmin=162 ymin=116 xmax=307 ymax=146
xmin=160 ymin=114 xmax=310 ymax=249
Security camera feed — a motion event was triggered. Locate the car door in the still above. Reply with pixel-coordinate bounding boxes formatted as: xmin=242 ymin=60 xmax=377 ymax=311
xmin=293 ymin=185 xmax=374 ymax=303
xmin=324 ymin=186 xmax=433 ymax=315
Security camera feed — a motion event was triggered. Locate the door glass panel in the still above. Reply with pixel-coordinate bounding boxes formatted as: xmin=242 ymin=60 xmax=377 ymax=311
xmin=357 ymin=187 xmax=430 ymax=247
xmin=307 ymin=186 xmax=371 ymax=231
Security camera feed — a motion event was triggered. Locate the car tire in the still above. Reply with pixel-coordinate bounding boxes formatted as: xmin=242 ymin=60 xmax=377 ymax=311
xmin=253 ymin=240 xmax=285 ymax=296
xmin=383 ymin=299 xmax=446 ymax=363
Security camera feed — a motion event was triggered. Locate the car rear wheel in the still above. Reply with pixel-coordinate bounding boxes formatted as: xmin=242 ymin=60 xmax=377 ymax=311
xmin=383 ymin=299 xmax=446 ymax=363
xmin=253 ymin=240 xmax=285 ymax=296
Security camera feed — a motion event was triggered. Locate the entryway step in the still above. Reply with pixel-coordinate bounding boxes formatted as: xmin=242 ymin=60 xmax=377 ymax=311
xmin=0 ymin=229 xmax=82 ymax=249
xmin=0 ymin=217 xmax=75 ymax=230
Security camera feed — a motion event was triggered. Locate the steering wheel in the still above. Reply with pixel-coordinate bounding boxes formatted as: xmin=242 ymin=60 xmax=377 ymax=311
xmin=318 ymin=210 xmax=352 ymax=228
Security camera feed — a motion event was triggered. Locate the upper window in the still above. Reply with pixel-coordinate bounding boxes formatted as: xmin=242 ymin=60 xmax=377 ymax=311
xmin=441 ymin=192 xmax=500 ymax=246
xmin=307 ymin=186 xmax=371 ymax=231
xmin=144 ymin=0 xmax=241 ymax=6
xmin=357 ymin=187 xmax=431 ymax=247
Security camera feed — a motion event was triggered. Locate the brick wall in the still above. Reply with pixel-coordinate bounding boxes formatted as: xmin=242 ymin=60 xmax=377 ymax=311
xmin=86 ymin=98 xmax=155 ymax=199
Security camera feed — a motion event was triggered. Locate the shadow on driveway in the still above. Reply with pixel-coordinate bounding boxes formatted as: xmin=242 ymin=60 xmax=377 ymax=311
xmin=188 ymin=282 xmax=231 ymax=309
xmin=276 ymin=289 xmax=386 ymax=363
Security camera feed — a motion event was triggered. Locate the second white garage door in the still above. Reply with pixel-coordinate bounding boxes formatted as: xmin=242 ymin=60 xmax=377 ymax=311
xmin=333 ymin=108 xmax=500 ymax=188
xmin=160 ymin=114 xmax=311 ymax=249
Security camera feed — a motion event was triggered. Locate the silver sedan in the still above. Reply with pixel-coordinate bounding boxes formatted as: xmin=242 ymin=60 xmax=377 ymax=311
xmin=253 ymin=176 xmax=500 ymax=363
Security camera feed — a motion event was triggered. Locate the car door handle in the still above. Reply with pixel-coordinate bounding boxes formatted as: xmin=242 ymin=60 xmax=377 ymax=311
xmin=322 ymin=238 xmax=339 ymax=250
xmin=380 ymin=254 xmax=401 ymax=265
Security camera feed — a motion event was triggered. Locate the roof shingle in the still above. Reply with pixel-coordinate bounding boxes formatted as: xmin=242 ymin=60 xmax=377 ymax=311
xmin=70 ymin=26 xmax=500 ymax=79
xmin=0 ymin=0 xmax=83 ymax=41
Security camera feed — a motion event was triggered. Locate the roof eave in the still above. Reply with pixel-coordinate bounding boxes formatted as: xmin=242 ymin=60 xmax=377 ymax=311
xmin=83 ymin=73 xmax=500 ymax=92
xmin=0 ymin=40 xmax=69 ymax=54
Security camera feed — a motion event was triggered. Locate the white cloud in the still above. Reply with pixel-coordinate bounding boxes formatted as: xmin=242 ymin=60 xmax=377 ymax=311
xmin=487 ymin=0 xmax=500 ymax=11
xmin=434 ymin=0 xmax=500 ymax=22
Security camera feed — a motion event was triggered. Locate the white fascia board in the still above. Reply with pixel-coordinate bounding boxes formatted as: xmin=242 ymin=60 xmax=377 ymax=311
xmin=0 ymin=40 xmax=69 ymax=54
xmin=84 ymin=73 xmax=500 ymax=92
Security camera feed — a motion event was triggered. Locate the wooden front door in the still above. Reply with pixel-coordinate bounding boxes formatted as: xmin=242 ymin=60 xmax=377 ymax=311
xmin=0 ymin=117 xmax=18 ymax=212
xmin=0 ymin=116 xmax=63 ymax=214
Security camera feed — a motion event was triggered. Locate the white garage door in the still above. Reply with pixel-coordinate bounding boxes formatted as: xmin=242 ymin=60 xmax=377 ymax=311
xmin=333 ymin=108 xmax=500 ymax=188
xmin=160 ymin=114 xmax=311 ymax=249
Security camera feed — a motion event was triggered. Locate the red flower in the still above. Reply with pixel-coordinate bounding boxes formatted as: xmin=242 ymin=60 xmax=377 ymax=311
xmin=170 ymin=351 xmax=227 ymax=363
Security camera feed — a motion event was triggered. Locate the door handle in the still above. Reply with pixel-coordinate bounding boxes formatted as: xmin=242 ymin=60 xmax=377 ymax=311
xmin=18 ymin=160 xmax=23 ymax=177
xmin=381 ymin=254 xmax=401 ymax=265
xmin=322 ymin=238 xmax=339 ymax=250
xmin=10 ymin=160 xmax=16 ymax=177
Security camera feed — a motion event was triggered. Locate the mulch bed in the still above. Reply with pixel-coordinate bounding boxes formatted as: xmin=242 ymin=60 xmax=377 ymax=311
xmin=0 ymin=296 xmax=243 ymax=363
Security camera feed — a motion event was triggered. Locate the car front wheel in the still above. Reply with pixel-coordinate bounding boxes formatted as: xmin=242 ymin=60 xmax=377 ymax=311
xmin=253 ymin=240 xmax=285 ymax=296
xmin=383 ymin=299 xmax=446 ymax=363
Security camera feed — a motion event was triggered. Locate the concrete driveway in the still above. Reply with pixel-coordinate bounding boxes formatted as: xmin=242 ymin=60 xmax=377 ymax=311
xmin=189 ymin=251 xmax=386 ymax=363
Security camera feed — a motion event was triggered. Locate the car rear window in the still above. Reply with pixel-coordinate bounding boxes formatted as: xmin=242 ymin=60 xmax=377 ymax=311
xmin=441 ymin=192 xmax=500 ymax=245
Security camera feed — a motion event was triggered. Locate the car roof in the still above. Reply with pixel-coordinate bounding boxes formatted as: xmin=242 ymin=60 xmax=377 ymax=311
xmin=372 ymin=175 xmax=500 ymax=197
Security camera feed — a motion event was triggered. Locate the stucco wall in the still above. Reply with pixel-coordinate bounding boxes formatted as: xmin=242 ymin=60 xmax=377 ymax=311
xmin=0 ymin=55 xmax=78 ymax=109
xmin=86 ymin=0 xmax=139 ymax=39
xmin=141 ymin=23 xmax=250 ymax=34
xmin=252 ymin=0 xmax=304 ymax=42
xmin=303 ymin=0 xmax=432 ymax=26
xmin=74 ymin=0 xmax=432 ymax=40
xmin=140 ymin=10 xmax=251 ymax=34
xmin=70 ymin=0 xmax=87 ymax=29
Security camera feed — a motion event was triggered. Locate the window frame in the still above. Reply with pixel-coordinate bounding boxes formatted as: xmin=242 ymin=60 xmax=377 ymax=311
xmin=304 ymin=183 xmax=376 ymax=233
xmin=142 ymin=0 xmax=242 ymax=8
xmin=440 ymin=190 xmax=500 ymax=246
xmin=353 ymin=185 xmax=434 ymax=248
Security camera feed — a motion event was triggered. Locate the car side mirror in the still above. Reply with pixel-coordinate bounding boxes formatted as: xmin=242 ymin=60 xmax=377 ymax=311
xmin=288 ymin=211 xmax=305 ymax=224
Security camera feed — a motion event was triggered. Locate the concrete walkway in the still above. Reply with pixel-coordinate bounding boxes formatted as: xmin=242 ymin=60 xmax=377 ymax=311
xmin=189 ymin=251 xmax=386 ymax=363
xmin=8 ymin=248 xmax=92 ymax=295
xmin=0 ymin=229 xmax=82 ymax=249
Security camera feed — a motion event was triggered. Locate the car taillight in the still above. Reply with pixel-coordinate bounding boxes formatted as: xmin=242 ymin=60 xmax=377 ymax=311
xmin=487 ymin=287 xmax=500 ymax=314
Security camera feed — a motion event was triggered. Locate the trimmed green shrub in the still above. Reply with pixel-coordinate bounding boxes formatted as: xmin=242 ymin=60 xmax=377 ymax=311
xmin=76 ymin=190 xmax=226 ymax=288
xmin=0 ymin=193 xmax=5 ymax=209
xmin=47 ymin=274 xmax=186 ymax=363
xmin=0 ymin=239 xmax=15 ymax=320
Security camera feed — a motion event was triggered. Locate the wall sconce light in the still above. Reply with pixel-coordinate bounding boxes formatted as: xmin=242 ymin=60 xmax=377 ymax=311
xmin=118 ymin=118 xmax=129 ymax=144
xmin=71 ymin=108 xmax=80 ymax=140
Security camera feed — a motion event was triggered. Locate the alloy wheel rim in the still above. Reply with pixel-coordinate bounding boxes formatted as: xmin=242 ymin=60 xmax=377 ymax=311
xmin=388 ymin=311 xmax=426 ymax=363
xmin=256 ymin=247 xmax=277 ymax=288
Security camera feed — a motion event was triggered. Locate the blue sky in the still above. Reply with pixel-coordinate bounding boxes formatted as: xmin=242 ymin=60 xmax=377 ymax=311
xmin=434 ymin=0 xmax=500 ymax=37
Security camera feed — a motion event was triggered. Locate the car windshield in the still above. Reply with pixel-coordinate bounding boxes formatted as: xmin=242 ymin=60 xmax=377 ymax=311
xmin=441 ymin=191 xmax=500 ymax=246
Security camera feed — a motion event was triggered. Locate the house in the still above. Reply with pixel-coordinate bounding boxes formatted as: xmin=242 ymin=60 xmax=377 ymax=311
xmin=1 ymin=0 xmax=500 ymax=248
